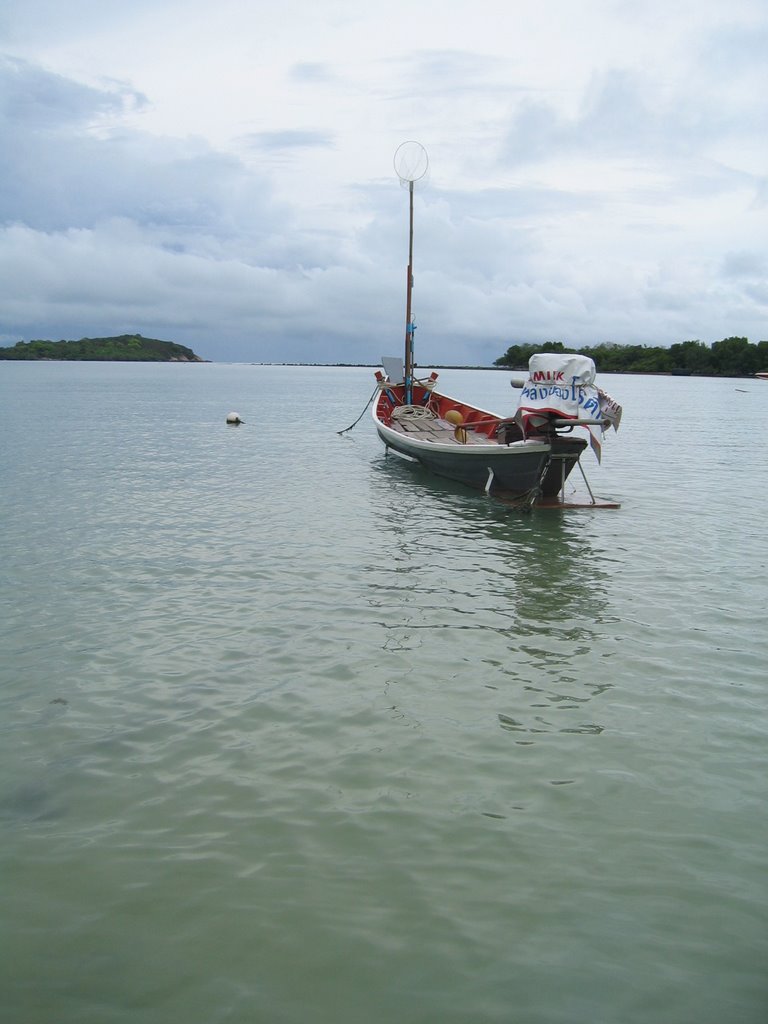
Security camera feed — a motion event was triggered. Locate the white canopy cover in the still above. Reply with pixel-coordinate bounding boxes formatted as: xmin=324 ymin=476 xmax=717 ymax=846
xmin=515 ymin=353 xmax=622 ymax=461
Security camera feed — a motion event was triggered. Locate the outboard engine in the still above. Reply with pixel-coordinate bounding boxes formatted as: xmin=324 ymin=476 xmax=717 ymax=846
xmin=513 ymin=353 xmax=622 ymax=462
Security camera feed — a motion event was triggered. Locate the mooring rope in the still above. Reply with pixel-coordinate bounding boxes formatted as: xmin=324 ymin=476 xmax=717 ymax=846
xmin=337 ymin=385 xmax=379 ymax=435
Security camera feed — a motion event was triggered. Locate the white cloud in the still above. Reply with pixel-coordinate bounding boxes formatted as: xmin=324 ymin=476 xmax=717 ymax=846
xmin=1 ymin=0 xmax=767 ymax=361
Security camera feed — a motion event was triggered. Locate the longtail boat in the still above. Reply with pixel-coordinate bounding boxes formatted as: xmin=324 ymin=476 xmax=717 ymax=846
xmin=372 ymin=143 xmax=622 ymax=509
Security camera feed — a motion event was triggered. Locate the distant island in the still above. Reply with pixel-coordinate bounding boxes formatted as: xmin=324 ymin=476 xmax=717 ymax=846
xmin=0 ymin=334 xmax=205 ymax=362
xmin=494 ymin=337 xmax=768 ymax=377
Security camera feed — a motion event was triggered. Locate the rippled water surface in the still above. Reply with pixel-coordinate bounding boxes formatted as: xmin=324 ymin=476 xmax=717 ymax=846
xmin=1 ymin=362 xmax=767 ymax=1023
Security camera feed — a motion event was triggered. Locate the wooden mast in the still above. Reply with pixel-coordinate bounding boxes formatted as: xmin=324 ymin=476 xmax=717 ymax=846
xmin=404 ymin=178 xmax=415 ymax=404
xmin=393 ymin=141 xmax=427 ymax=405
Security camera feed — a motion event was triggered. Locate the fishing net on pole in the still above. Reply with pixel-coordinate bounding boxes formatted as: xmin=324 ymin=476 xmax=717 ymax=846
xmin=393 ymin=141 xmax=429 ymax=188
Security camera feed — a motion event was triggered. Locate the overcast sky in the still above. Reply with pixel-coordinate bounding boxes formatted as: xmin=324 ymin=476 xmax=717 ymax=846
xmin=1 ymin=0 xmax=767 ymax=363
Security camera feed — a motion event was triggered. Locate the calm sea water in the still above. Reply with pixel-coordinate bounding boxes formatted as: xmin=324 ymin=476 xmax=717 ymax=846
xmin=1 ymin=361 xmax=766 ymax=1024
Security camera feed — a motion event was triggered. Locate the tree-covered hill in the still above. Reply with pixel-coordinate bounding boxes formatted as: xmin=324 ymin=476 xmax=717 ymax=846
xmin=494 ymin=337 xmax=768 ymax=377
xmin=0 ymin=334 xmax=205 ymax=361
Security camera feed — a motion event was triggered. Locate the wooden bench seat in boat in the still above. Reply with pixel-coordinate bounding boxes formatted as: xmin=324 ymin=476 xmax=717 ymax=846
xmin=392 ymin=416 xmax=499 ymax=445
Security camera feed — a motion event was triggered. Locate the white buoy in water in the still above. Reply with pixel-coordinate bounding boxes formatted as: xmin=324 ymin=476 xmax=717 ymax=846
xmin=226 ymin=412 xmax=244 ymax=425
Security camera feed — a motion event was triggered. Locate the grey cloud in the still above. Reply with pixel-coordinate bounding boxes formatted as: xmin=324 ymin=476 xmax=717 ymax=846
xmin=0 ymin=54 xmax=144 ymax=128
xmin=753 ymin=179 xmax=768 ymax=208
xmin=502 ymin=68 xmax=737 ymax=167
xmin=701 ymin=23 xmax=768 ymax=72
xmin=0 ymin=56 xmax=290 ymax=253
xmin=409 ymin=49 xmax=507 ymax=89
xmin=241 ymin=130 xmax=335 ymax=151
xmin=0 ymin=127 xmax=283 ymax=243
xmin=721 ymin=251 xmax=767 ymax=279
xmin=431 ymin=185 xmax=600 ymax=221
xmin=386 ymin=48 xmax=519 ymax=103
xmin=0 ymin=220 xmax=367 ymax=361
xmin=0 ymin=1 xmax=162 ymax=46
xmin=289 ymin=62 xmax=335 ymax=83
xmin=0 ymin=57 xmax=353 ymax=359
xmin=0 ymin=53 xmax=380 ymax=361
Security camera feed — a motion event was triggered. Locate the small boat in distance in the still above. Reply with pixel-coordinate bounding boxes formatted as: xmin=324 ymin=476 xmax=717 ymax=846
xmin=756 ymin=372 xmax=768 ymax=379
xmin=372 ymin=143 xmax=622 ymax=509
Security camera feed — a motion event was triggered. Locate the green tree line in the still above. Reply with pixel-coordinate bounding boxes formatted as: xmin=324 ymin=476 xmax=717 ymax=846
xmin=494 ymin=338 xmax=768 ymax=377
xmin=0 ymin=334 xmax=202 ymax=361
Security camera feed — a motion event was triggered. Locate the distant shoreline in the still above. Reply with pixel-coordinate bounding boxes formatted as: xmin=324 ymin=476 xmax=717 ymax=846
xmin=236 ymin=362 xmax=767 ymax=378
xmin=4 ymin=359 xmax=764 ymax=378
xmin=2 ymin=342 xmax=764 ymax=379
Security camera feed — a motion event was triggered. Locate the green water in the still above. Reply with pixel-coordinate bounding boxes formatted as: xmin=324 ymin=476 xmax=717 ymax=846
xmin=1 ymin=362 xmax=766 ymax=1023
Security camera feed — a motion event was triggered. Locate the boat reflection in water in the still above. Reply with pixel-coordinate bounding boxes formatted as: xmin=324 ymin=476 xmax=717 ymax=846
xmin=367 ymin=460 xmax=614 ymax=741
